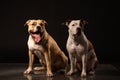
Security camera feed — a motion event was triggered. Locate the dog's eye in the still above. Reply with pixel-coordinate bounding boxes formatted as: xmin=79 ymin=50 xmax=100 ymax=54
xmin=40 ymin=23 xmax=43 ymax=26
xmin=72 ymin=23 xmax=77 ymax=26
xmin=72 ymin=24 xmax=75 ymax=26
xmin=31 ymin=23 xmax=36 ymax=26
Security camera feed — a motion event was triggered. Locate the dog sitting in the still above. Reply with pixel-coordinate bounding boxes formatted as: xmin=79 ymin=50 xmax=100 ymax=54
xmin=64 ymin=19 xmax=98 ymax=77
xmin=24 ymin=19 xmax=68 ymax=77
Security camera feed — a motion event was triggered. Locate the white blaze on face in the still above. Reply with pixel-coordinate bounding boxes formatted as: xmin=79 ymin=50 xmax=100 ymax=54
xmin=27 ymin=20 xmax=45 ymax=43
xmin=68 ymin=20 xmax=80 ymax=35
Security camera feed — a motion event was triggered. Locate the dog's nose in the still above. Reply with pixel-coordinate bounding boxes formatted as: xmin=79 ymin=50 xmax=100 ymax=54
xmin=77 ymin=27 xmax=81 ymax=31
xmin=37 ymin=26 xmax=41 ymax=30
xmin=77 ymin=27 xmax=81 ymax=36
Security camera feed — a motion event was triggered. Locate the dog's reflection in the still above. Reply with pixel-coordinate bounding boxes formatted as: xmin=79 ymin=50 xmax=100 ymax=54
xmin=24 ymin=74 xmax=53 ymax=80
xmin=24 ymin=71 xmax=95 ymax=80
xmin=67 ymin=75 xmax=85 ymax=80
xmin=24 ymin=75 xmax=32 ymax=80
xmin=66 ymin=73 xmax=95 ymax=80
xmin=24 ymin=71 xmax=53 ymax=80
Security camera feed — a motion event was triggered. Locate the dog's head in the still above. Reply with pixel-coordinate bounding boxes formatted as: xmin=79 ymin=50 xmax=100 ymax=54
xmin=64 ymin=19 xmax=88 ymax=37
xmin=25 ymin=19 xmax=47 ymax=43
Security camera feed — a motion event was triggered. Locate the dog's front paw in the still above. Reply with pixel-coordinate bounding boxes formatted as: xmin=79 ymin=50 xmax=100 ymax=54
xmin=47 ymin=72 xmax=54 ymax=77
xmin=81 ymin=72 xmax=86 ymax=78
xmin=89 ymin=71 xmax=95 ymax=75
xmin=66 ymin=69 xmax=77 ymax=76
xmin=66 ymin=71 xmax=73 ymax=76
xmin=24 ymin=68 xmax=32 ymax=74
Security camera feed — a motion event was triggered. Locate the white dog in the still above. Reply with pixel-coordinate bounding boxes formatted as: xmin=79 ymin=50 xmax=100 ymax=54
xmin=65 ymin=19 xmax=98 ymax=77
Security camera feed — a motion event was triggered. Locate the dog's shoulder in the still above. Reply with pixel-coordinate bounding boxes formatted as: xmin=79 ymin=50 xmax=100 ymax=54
xmin=88 ymin=40 xmax=94 ymax=51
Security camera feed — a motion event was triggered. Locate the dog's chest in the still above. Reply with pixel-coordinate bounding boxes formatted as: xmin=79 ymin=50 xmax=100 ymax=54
xmin=27 ymin=37 xmax=45 ymax=60
xmin=67 ymin=42 xmax=84 ymax=54
xmin=28 ymin=36 xmax=44 ymax=53
xmin=67 ymin=37 xmax=87 ymax=60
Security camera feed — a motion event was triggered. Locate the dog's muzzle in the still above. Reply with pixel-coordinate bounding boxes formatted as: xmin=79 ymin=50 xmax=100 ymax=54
xmin=73 ymin=27 xmax=81 ymax=37
xmin=77 ymin=27 xmax=81 ymax=36
xmin=30 ymin=31 xmax=41 ymax=43
xmin=29 ymin=26 xmax=43 ymax=43
xmin=36 ymin=26 xmax=41 ymax=31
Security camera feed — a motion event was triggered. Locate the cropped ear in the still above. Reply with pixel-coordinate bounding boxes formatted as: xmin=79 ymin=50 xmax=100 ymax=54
xmin=80 ymin=19 xmax=88 ymax=29
xmin=61 ymin=19 xmax=71 ymax=26
xmin=24 ymin=20 xmax=31 ymax=27
xmin=42 ymin=20 xmax=48 ymax=26
xmin=80 ymin=19 xmax=88 ymax=27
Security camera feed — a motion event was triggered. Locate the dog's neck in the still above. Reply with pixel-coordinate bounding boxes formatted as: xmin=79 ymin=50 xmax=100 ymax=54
xmin=70 ymin=31 xmax=87 ymax=45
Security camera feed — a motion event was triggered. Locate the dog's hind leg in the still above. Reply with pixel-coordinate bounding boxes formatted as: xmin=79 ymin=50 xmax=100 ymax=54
xmin=34 ymin=59 xmax=46 ymax=71
xmin=34 ymin=66 xmax=46 ymax=71
xmin=87 ymin=51 xmax=98 ymax=75
xmin=52 ymin=52 xmax=68 ymax=74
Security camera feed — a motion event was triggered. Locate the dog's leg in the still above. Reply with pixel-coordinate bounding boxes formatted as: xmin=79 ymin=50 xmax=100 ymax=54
xmin=44 ymin=51 xmax=53 ymax=77
xmin=24 ymin=50 xmax=34 ymax=74
xmin=60 ymin=52 xmax=68 ymax=73
xmin=50 ymin=52 xmax=67 ymax=74
xmin=67 ymin=52 xmax=77 ymax=75
xmin=34 ymin=59 xmax=46 ymax=71
xmin=88 ymin=52 xmax=98 ymax=75
xmin=88 ymin=58 xmax=98 ymax=75
xmin=53 ymin=52 xmax=68 ymax=74
xmin=81 ymin=54 xmax=87 ymax=77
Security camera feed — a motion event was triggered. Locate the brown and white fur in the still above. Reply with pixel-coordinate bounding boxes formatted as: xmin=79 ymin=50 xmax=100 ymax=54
xmin=24 ymin=19 xmax=68 ymax=77
xmin=65 ymin=19 xmax=98 ymax=77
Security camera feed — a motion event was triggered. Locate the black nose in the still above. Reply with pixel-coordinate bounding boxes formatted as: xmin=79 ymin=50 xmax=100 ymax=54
xmin=77 ymin=27 xmax=81 ymax=31
xmin=77 ymin=27 xmax=81 ymax=36
xmin=37 ymin=26 xmax=41 ymax=30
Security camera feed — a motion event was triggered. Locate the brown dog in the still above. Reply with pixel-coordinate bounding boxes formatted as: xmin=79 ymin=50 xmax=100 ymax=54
xmin=24 ymin=19 xmax=68 ymax=77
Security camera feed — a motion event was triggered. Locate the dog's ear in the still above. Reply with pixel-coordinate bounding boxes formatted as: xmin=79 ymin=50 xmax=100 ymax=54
xmin=42 ymin=20 xmax=48 ymax=26
xmin=80 ymin=19 xmax=88 ymax=29
xmin=62 ymin=19 xmax=71 ymax=26
xmin=80 ymin=19 xmax=88 ymax=27
xmin=24 ymin=20 xmax=31 ymax=27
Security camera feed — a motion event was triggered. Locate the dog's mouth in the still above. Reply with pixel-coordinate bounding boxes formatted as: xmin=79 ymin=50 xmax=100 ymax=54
xmin=30 ymin=31 xmax=42 ymax=43
xmin=73 ymin=29 xmax=81 ymax=37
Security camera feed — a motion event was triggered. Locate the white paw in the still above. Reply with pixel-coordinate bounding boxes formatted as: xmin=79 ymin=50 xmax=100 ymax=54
xmin=67 ymin=69 xmax=77 ymax=76
xmin=89 ymin=71 xmax=95 ymax=75
xmin=66 ymin=71 xmax=73 ymax=76
xmin=81 ymin=72 xmax=86 ymax=78
xmin=24 ymin=68 xmax=32 ymax=74
xmin=46 ymin=72 xmax=54 ymax=77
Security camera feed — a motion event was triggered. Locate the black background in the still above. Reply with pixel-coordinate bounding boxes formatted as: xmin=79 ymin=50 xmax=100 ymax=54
xmin=0 ymin=0 xmax=119 ymax=64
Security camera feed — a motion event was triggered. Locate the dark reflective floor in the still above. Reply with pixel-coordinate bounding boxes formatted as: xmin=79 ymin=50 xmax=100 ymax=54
xmin=0 ymin=63 xmax=120 ymax=80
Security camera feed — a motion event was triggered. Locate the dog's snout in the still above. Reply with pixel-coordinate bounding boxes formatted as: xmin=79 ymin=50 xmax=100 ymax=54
xmin=77 ymin=27 xmax=81 ymax=31
xmin=77 ymin=27 xmax=81 ymax=36
xmin=37 ymin=26 xmax=41 ymax=30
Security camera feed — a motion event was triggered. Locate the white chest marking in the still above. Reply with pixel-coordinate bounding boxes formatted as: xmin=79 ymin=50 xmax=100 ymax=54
xmin=27 ymin=36 xmax=44 ymax=59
